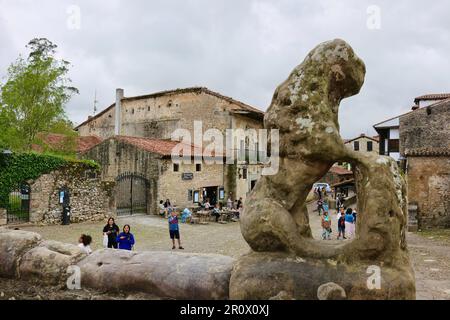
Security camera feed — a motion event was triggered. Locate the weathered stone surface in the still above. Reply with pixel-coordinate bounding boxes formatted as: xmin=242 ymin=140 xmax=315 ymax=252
xmin=317 ymin=282 xmax=346 ymax=300
xmin=0 ymin=229 xmax=42 ymax=277
xmin=230 ymin=252 xmax=415 ymax=300
xmin=234 ymin=39 xmax=415 ymax=299
xmin=19 ymin=240 xmax=86 ymax=285
xmin=78 ymin=249 xmax=234 ymax=300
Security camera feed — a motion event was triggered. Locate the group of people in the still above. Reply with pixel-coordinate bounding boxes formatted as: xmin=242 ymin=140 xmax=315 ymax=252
xmin=321 ymin=207 xmax=357 ymax=241
xmin=158 ymin=195 xmax=243 ymax=224
xmin=102 ymin=217 xmax=136 ymax=250
xmin=77 ymin=217 xmax=136 ymax=254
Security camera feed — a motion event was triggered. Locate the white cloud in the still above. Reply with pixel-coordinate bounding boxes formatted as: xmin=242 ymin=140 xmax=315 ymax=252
xmin=1 ymin=0 xmax=449 ymax=138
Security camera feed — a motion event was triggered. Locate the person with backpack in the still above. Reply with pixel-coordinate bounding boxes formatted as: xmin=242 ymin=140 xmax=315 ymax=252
xmin=116 ymin=224 xmax=135 ymax=251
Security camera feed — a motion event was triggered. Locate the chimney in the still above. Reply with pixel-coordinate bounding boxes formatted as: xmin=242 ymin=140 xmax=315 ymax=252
xmin=115 ymin=88 xmax=124 ymax=136
xmin=411 ymin=104 xmax=419 ymax=111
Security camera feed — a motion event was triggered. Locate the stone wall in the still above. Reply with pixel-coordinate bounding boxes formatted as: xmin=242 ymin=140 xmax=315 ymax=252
xmin=29 ymin=164 xmax=115 ymax=224
xmin=400 ymin=100 xmax=450 ymax=154
xmin=82 ymin=139 xmax=160 ymax=215
xmin=407 ymin=156 xmax=450 ymax=229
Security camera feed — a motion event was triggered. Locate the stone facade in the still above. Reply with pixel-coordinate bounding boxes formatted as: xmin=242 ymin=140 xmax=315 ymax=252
xmin=77 ymin=87 xmax=266 ymax=208
xmin=405 ymin=156 xmax=450 ymax=229
xmin=400 ymin=100 xmax=450 ymax=229
xmin=28 ymin=164 xmax=115 ymax=224
xmin=82 ymin=136 xmax=227 ymax=214
xmin=344 ymin=134 xmax=379 ymax=155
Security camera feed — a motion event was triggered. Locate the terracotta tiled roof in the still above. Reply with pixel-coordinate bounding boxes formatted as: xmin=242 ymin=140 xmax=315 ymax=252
xmin=112 ymin=136 xmax=223 ymax=158
xmin=405 ymin=147 xmax=450 ymax=157
xmin=414 ymin=93 xmax=450 ymax=103
xmin=75 ymin=87 xmax=264 ymax=129
xmin=32 ymin=133 xmax=103 ymax=153
xmin=329 ymin=166 xmax=353 ymax=175
xmin=77 ymin=135 xmax=103 ymax=153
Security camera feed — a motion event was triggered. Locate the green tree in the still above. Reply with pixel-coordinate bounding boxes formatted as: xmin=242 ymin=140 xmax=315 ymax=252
xmin=0 ymin=38 xmax=79 ymax=151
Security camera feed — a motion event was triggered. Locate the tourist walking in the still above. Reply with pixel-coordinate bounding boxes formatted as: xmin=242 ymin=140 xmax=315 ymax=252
xmin=103 ymin=217 xmax=120 ymax=249
xmin=78 ymin=234 xmax=93 ymax=255
xmin=321 ymin=211 xmax=332 ymax=240
xmin=117 ymin=224 xmax=135 ymax=251
xmin=345 ymin=208 xmax=355 ymax=239
xmin=168 ymin=209 xmax=184 ymax=250
xmin=317 ymin=199 xmax=324 ymax=216
xmin=337 ymin=213 xmax=346 ymax=240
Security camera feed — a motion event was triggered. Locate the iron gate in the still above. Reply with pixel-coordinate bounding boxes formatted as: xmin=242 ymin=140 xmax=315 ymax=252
xmin=7 ymin=183 xmax=31 ymax=224
xmin=116 ymin=173 xmax=149 ymax=216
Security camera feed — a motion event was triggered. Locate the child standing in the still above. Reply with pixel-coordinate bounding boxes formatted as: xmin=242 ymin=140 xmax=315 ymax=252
xmin=116 ymin=225 xmax=135 ymax=251
xmin=321 ymin=211 xmax=332 ymax=240
xmin=168 ymin=209 xmax=184 ymax=250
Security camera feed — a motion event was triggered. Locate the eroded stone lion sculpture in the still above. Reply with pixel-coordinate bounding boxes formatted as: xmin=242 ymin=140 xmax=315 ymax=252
xmin=231 ymin=39 xmax=415 ymax=300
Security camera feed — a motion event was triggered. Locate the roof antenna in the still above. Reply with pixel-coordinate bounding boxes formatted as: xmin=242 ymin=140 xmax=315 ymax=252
xmin=93 ymin=90 xmax=98 ymax=115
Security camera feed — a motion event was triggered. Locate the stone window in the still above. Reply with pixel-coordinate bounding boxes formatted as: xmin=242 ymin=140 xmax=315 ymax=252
xmin=132 ymin=109 xmax=135 ymax=114
xmin=367 ymin=141 xmax=373 ymax=152
xmin=148 ymin=106 xmax=150 ymax=111
xmin=196 ymin=164 xmax=202 ymax=172
xmin=167 ymin=100 xmax=173 ymax=107
xmin=173 ymin=163 xmax=179 ymax=172
xmin=354 ymin=141 xmax=360 ymax=151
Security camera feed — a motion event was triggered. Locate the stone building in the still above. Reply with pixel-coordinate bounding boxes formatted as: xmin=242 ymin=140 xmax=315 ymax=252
xmin=400 ymin=98 xmax=450 ymax=229
xmin=374 ymin=93 xmax=450 ymax=162
xmin=344 ymin=134 xmax=379 ymax=155
xmin=77 ymin=87 xmax=266 ymax=214
xmin=82 ymin=136 xmax=230 ymax=215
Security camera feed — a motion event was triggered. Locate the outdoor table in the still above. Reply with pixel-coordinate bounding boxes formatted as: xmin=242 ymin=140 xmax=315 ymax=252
xmin=194 ymin=211 xmax=210 ymax=224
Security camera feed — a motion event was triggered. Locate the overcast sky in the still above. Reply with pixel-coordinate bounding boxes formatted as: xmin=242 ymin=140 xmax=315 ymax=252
xmin=1 ymin=0 xmax=449 ymax=138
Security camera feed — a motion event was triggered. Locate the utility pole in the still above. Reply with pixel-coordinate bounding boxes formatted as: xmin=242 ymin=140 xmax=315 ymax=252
xmin=93 ymin=90 xmax=98 ymax=115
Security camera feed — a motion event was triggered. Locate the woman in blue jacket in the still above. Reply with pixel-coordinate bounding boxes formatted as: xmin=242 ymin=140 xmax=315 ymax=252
xmin=116 ymin=224 xmax=135 ymax=250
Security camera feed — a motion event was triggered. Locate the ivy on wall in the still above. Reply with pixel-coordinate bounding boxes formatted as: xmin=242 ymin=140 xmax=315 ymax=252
xmin=0 ymin=152 xmax=99 ymax=207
